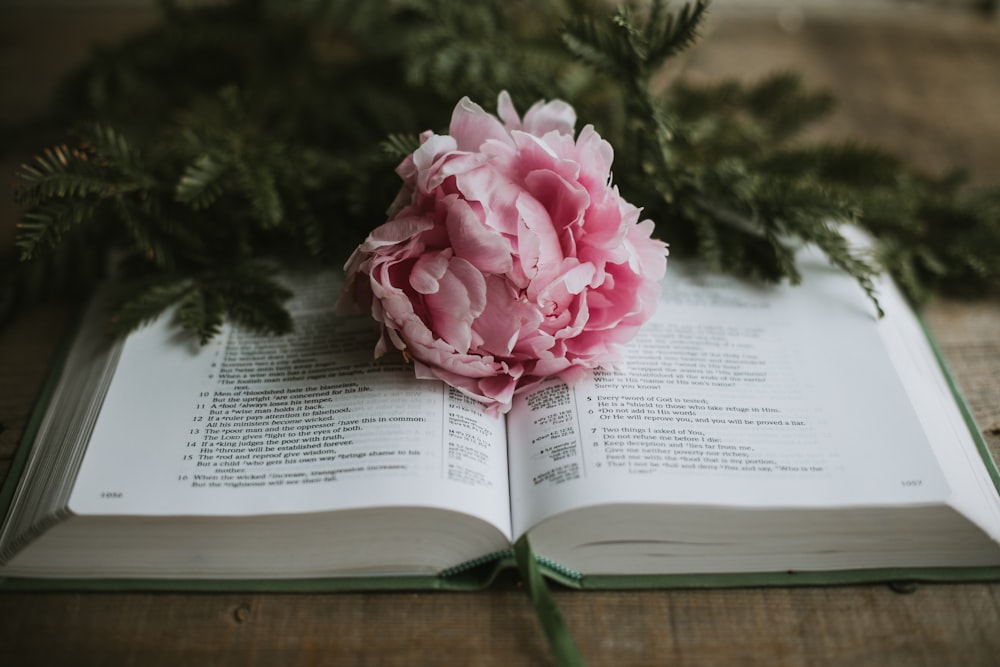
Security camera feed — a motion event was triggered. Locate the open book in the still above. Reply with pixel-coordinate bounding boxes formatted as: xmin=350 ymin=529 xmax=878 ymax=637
xmin=3 ymin=249 xmax=1000 ymax=588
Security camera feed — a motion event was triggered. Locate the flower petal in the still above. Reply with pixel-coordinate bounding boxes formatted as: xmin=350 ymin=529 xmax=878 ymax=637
xmin=446 ymin=194 xmax=514 ymax=275
xmin=450 ymin=96 xmax=513 ymax=152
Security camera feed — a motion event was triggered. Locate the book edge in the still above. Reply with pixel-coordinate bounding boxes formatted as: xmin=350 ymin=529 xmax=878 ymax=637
xmin=0 ymin=305 xmax=87 ymax=543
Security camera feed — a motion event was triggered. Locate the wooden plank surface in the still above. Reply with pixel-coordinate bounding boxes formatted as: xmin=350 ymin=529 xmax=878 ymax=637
xmin=2 ymin=7 xmax=1000 ymax=666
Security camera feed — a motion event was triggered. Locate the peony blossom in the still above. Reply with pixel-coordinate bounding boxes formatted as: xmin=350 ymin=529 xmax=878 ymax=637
xmin=341 ymin=91 xmax=667 ymax=413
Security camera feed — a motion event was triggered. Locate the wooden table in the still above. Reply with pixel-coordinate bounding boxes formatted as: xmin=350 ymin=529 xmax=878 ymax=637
xmin=2 ymin=6 xmax=1000 ymax=666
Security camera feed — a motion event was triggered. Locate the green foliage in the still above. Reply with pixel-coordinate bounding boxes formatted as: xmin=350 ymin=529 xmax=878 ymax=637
xmin=107 ymin=261 xmax=294 ymax=343
xmin=563 ymin=0 xmax=708 ymax=79
xmin=4 ymin=0 xmax=1000 ymax=341
xmin=568 ymin=5 xmax=883 ymax=309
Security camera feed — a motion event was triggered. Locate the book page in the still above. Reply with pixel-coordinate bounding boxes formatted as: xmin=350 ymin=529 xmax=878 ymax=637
xmin=871 ymin=273 xmax=1000 ymax=541
xmin=508 ymin=255 xmax=951 ymax=536
xmin=69 ymin=274 xmax=511 ymax=539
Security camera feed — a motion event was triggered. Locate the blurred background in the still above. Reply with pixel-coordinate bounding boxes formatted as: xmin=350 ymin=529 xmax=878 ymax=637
xmin=1 ymin=0 xmax=998 ymax=249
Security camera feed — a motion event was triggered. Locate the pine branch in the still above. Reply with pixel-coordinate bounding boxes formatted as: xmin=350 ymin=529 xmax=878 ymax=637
xmin=108 ymin=277 xmax=195 ymax=336
xmin=176 ymin=285 xmax=227 ymax=345
xmin=107 ymin=262 xmax=294 ymax=343
xmin=113 ymin=197 xmax=181 ymax=270
xmin=176 ymin=154 xmax=229 ymax=209
xmin=15 ymin=146 xmax=109 ymax=203
xmin=562 ymin=2 xmax=708 ymax=88
xmin=16 ymin=203 xmax=79 ymax=261
xmin=562 ymin=14 xmax=636 ymax=81
xmin=756 ymin=142 xmax=1000 ymax=302
xmin=210 ymin=263 xmax=295 ymax=334
xmin=78 ymin=123 xmax=144 ymax=174
xmin=638 ymin=0 xmax=710 ymax=67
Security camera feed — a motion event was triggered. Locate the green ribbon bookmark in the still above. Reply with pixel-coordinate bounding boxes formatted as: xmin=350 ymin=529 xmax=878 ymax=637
xmin=514 ymin=535 xmax=585 ymax=667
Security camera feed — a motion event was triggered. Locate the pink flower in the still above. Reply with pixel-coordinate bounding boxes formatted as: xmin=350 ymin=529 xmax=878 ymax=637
xmin=341 ymin=91 xmax=667 ymax=413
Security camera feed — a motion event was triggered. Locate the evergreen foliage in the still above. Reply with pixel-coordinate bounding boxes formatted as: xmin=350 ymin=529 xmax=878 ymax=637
xmin=4 ymin=0 xmax=1000 ymax=340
